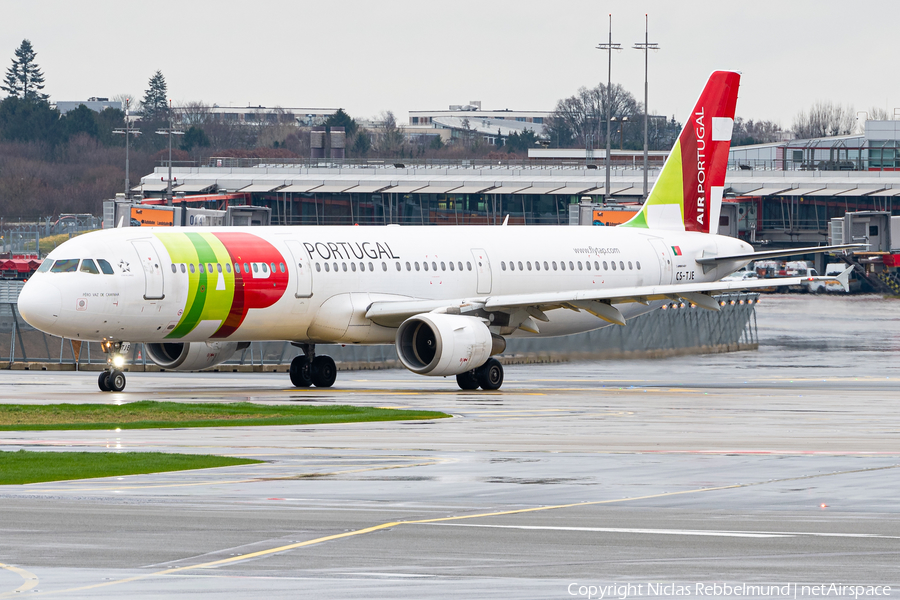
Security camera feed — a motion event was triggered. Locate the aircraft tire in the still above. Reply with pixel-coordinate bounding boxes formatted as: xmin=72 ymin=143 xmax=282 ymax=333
xmin=98 ymin=371 xmax=111 ymax=392
xmin=290 ymin=355 xmax=312 ymax=387
xmin=476 ymin=358 xmax=503 ymax=391
xmin=311 ymin=355 xmax=337 ymax=388
xmin=106 ymin=370 xmax=126 ymax=392
xmin=456 ymin=370 xmax=480 ymax=390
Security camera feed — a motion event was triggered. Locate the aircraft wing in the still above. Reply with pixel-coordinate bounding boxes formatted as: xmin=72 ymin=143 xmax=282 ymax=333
xmin=365 ymin=268 xmax=853 ymax=328
xmin=695 ymin=243 xmax=865 ymax=265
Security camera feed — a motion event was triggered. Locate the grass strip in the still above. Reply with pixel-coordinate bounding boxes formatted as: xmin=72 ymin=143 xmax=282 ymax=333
xmin=0 ymin=401 xmax=450 ymax=431
xmin=0 ymin=450 xmax=262 ymax=485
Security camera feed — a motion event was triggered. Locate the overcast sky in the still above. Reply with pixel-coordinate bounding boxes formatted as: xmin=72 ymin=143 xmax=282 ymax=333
xmin=4 ymin=0 xmax=898 ymax=127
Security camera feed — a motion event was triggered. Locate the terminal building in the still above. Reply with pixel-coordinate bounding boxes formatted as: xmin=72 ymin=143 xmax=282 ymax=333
xmin=132 ymin=120 xmax=900 ymax=253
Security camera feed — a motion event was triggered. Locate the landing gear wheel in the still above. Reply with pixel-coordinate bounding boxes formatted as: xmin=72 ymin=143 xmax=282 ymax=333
xmin=98 ymin=371 xmax=111 ymax=392
xmin=310 ymin=355 xmax=337 ymax=388
xmin=106 ymin=369 xmax=126 ymax=392
xmin=290 ymin=355 xmax=312 ymax=387
xmin=456 ymin=370 xmax=480 ymax=390
xmin=476 ymin=358 xmax=504 ymax=391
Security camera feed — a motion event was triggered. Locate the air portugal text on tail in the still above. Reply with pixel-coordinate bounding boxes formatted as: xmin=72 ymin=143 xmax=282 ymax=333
xmin=622 ymin=70 xmax=740 ymax=233
xmin=19 ymin=69 xmax=857 ymax=394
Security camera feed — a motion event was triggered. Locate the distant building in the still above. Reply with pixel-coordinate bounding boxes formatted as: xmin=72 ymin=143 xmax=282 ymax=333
xmin=175 ymin=106 xmax=339 ymax=127
xmin=410 ymin=102 xmax=549 ymax=126
xmin=54 ymin=97 xmax=120 ymax=114
xmin=729 ymin=120 xmax=900 ymax=171
xmin=409 ymin=102 xmax=550 ymax=146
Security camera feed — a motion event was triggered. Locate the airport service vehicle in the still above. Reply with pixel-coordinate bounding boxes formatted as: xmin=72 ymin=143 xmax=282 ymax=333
xmin=720 ymin=271 xmax=759 ymax=283
xmin=795 ymin=267 xmax=825 ymax=293
xmin=18 ymin=71 xmax=857 ymax=392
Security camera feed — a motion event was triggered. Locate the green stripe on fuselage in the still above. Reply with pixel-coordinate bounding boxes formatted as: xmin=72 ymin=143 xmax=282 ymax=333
xmin=155 ymin=232 xmax=235 ymax=338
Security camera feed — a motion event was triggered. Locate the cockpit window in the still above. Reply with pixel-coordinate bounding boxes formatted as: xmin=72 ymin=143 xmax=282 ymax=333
xmin=50 ymin=259 xmax=79 ymax=273
xmin=37 ymin=260 xmax=52 ymax=273
xmin=80 ymin=259 xmax=100 ymax=274
xmin=97 ymin=259 xmax=114 ymax=274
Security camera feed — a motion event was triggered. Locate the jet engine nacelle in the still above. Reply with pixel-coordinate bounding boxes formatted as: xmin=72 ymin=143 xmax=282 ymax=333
xmin=144 ymin=341 xmax=249 ymax=371
xmin=396 ymin=313 xmax=502 ymax=376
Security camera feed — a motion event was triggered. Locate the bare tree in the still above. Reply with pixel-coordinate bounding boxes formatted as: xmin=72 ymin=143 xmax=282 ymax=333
xmin=867 ymin=106 xmax=891 ymax=121
xmin=176 ymin=101 xmax=214 ymax=126
xmin=544 ymin=83 xmax=639 ymax=149
xmin=792 ymin=101 xmax=855 ymax=139
xmin=373 ymin=110 xmax=404 ymax=155
xmin=731 ymin=117 xmax=785 ymax=146
xmin=255 ymin=106 xmax=300 ymax=149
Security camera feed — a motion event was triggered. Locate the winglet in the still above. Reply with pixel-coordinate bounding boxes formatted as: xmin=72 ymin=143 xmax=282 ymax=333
xmin=836 ymin=266 xmax=854 ymax=293
xmin=621 ymin=71 xmax=741 ymax=233
xmin=502 ymin=215 xmax=509 ymax=226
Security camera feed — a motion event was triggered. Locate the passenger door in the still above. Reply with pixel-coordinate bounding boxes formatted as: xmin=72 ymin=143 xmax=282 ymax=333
xmin=131 ymin=239 xmax=165 ymax=300
xmin=471 ymin=248 xmax=492 ymax=294
xmin=648 ymin=238 xmax=674 ymax=286
xmin=284 ymin=239 xmax=313 ymax=298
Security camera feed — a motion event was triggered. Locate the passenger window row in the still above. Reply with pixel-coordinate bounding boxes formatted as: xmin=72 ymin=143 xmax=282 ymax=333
xmin=314 ymin=261 xmax=474 ymax=273
xmin=500 ymin=259 xmax=640 ymax=272
xmin=171 ymin=262 xmax=286 ymax=275
xmin=39 ymin=258 xmax=114 ymax=275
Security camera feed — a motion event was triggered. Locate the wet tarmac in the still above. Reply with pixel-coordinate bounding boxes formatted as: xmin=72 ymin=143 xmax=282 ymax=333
xmin=0 ymin=294 xmax=898 ymax=599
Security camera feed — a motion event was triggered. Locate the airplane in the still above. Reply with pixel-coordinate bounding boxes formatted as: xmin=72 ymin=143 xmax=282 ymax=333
xmin=18 ymin=71 xmax=858 ymax=393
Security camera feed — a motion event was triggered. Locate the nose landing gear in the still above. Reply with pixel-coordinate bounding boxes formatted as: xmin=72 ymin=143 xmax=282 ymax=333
xmin=98 ymin=341 xmax=129 ymax=392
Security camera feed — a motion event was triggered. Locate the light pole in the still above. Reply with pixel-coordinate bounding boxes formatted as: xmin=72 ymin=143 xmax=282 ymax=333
xmin=156 ymin=101 xmax=184 ymax=206
xmin=633 ymin=14 xmax=659 ymax=201
xmin=112 ymin=98 xmax=141 ymax=199
xmin=596 ymin=14 xmax=621 ymax=201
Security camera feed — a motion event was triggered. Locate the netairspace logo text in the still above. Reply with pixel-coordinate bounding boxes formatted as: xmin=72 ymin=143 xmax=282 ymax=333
xmin=566 ymin=582 xmax=892 ymax=599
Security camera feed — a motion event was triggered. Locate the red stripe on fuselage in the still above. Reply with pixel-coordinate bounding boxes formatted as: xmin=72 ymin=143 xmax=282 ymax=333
xmin=210 ymin=232 xmax=289 ymax=339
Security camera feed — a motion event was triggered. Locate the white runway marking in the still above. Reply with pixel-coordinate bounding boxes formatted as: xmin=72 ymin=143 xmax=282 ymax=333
xmin=420 ymin=523 xmax=900 ymax=539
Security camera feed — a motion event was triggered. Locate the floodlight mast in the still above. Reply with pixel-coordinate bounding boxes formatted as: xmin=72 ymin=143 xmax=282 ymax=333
xmin=596 ymin=14 xmax=621 ymax=202
xmin=156 ymin=100 xmax=184 ymax=206
xmin=633 ymin=14 xmax=659 ymax=201
xmin=112 ymin=98 xmax=141 ymax=199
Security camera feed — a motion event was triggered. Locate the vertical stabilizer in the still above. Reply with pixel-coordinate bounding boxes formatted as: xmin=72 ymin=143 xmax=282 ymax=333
xmin=621 ymin=70 xmax=740 ymax=233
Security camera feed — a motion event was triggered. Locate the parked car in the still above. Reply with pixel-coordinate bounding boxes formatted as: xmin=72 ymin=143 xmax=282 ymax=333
xmin=721 ymin=270 xmax=760 ymax=283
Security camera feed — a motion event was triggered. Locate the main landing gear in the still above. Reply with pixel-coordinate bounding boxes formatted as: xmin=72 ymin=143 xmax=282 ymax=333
xmin=456 ymin=357 xmax=504 ymax=391
xmin=98 ymin=341 xmax=129 ymax=392
xmin=290 ymin=343 xmax=336 ymax=388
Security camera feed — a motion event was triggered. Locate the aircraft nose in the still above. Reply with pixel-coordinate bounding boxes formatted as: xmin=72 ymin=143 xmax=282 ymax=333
xmin=18 ymin=279 xmax=62 ymax=332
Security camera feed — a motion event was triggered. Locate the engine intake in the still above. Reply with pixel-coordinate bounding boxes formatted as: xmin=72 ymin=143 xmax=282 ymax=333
xmin=396 ymin=313 xmax=503 ymax=376
xmin=144 ymin=341 xmax=249 ymax=371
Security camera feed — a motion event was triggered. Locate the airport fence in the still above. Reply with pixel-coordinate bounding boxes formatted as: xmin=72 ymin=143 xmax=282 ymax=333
xmin=2 ymin=279 xmax=758 ymax=370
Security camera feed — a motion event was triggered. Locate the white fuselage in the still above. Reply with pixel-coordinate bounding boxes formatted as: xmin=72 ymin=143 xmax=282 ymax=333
xmin=18 ymin=225 xmax=751 ymax=345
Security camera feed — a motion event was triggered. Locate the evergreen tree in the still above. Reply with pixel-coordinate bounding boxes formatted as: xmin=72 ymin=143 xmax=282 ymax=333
xmin=180 ymin=125 xmax=210 ymax=152
xmin=1 ymin=40 xmax=48 ymax=100
xmin=324 ymin=108 xmax=358 ymax=136
xmin=141 ymin=70 xmax=169 ymax=121
xmin=0 ymin=96 xmax=62 ymax=144
xmin=61 ymin=104 xmax=100 ymax=139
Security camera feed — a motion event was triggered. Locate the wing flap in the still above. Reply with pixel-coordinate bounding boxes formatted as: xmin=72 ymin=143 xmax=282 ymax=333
xmin=364 ymin=276 xmax=813 ymax=327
